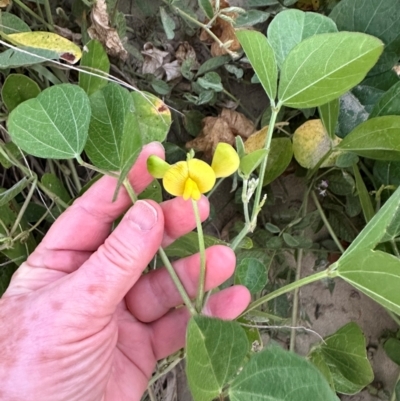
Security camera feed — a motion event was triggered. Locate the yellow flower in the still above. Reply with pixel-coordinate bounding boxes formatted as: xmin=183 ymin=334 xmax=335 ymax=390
xmin=147 ymin=143 xmax=240 ymax=200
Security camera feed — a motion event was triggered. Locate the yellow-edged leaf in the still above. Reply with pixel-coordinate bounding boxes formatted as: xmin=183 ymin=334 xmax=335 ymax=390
xmin=8 ymin=32 xmax=82 ymax=63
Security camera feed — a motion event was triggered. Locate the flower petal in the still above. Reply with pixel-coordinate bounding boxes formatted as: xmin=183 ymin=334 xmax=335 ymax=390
xmin=211 ymin=143 xmax=240 ymax=178
xmin=163 ymin=161 xmax=189 ymax=197
xmin=183 ymin=177 xmax=201 ymax=200
xmin=147 ymin=155 xmax=171 ymax=179
xmin=187 ymin=159 xmax=216 ymax=193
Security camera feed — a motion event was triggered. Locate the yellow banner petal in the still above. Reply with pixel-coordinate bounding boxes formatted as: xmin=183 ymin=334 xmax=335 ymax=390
xmin=211 ymin=143 xmax=240 ymax=178
xmin=8 ymin=32 xmax=82 ymax=64
xmin=163 ymin=161 xmax=189 ymax=197
xmin=188 ymin=159 xmax=216 ymax=193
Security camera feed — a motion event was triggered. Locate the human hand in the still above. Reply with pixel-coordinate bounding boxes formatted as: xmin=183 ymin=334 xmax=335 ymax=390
xmin=0 ymin=143 xmax=251 ymax=401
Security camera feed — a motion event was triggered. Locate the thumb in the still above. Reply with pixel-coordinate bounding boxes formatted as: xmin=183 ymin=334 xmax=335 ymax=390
xmin=65 ymin=200 xmax=164 ymax=316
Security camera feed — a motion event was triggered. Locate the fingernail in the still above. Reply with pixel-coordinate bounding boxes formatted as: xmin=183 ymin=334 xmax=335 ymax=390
xmin=129 ymin=201 xmax=158 ymax=231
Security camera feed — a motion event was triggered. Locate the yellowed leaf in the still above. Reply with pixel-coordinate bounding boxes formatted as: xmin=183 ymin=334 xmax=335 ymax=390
xmin=244 ymin=126 xmax=268 ymax=153
xmin=8 ymin=32 xmax=82 ymax=64
xmin=0 ymin=0 xmax=10 ymax=7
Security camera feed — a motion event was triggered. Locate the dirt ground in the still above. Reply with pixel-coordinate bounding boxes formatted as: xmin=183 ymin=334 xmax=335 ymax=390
xmin=119 ymin=1 xmax=400 ymax=399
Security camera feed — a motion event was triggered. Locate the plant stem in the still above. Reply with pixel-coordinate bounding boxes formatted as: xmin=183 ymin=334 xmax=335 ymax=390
xmin=193 ymin=199 xmax=207 ymax=312
xmin=289 ymin=191 xmax=309 ymax=352
xmin=241 ymin=268 xmax=337 ymax=317
xmin=123 ymin=178 xmax=138 ymax=202
xmin=158 ymin=247 xmax=197 ymax=316
xmin=207 ymin=177 xmax=224 ymax=198
xmin=390 ymin=370 xmax=400 ymax=401
xmin=13 ymin=0 xmax=54 ymax=31
xmin=172 ymin=6 xmax=238 ymax=58
xmin=311 ymin=190 xmax=345 ymax=253
xmin=67 ymin=159 xmax=82 ymax=193
xmin=43 ymin=0 xmax=54 ymax=27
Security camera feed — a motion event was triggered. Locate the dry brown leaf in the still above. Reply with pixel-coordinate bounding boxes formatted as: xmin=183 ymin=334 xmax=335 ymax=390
xmin=142 ymin=42 xmax=170 ymax=78
xmin=163 ymin=60 xmax=181 ymax=82
xmin=186 ymin=117 xmax=235 ymax=158
xmin=0 ymin=0 xmax=10 ymax=7
xmin=175 ymin=42 xmax=199 ymax=69
xmin=88 ymin=0 xmax=127 ymax=60
xmin=220 ymin=108 xmax=255 ymax=139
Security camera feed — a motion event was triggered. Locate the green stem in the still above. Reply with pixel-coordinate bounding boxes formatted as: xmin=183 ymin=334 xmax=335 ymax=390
xmin=207 ymin=177 xmax=224 ymax=198
xmin=76 ymin=156 xmax=118 ymax=179
xmin=390 ymin=370 xmax=400 ymax=401
xmin=123 ymin=178 xmax=138 ymax=202
xmin=10 ymin=178 xmax=37 ymax=236
xmin=289 ymin=191 xmax=309 ymax=352
xmin=159 ymin=247 xmax=197 ymax=316
xmin=67 ymin=159 xmax=82 ymax=193
xmin=43 ymin=0 xmax=54 ymax=26
xmin=230 ymin=223 xmax=251 ymax=251
xmin=241 ymin=268 xmax=337 ymax=316
xmin=242 ymin=178 xmax=250 ymax=224
xmin=13 ymin=0 xmax=54 ymax=31
xmin=311 ymin=190 xmax=345 ymax=253
xmin=193 ymin=199 xmax=207 ymax=312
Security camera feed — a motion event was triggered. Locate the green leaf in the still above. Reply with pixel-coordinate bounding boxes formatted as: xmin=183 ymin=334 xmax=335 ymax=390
xmin=337 ymin=116 xmax=400 ymax=161
xmin=248 ymin=0 xmax=279 ymax=5
xmin=263 ymin=137 xmax=293 ymax=186
xmin=196 ymin=55 xmax=230 ymax=77
xmin=235 ymin=257 xmax=268 ymax=294
xmin=160 ymin=7 xmax=176 ymax=40
xmin=239 ymin=149 xmax=267 ymax=177
xmin=319 ymin=98 xmax=339 ymax=139
xmin=0 ymin=178 xmax=30 ymax=207
xmin=1 ymin=12 xmax=31 ymax=34
xmin=117 ymin=92 xmax=171 ymax=192
xmin=373 ymin=161 xmax=400 ymax=186
xmin=328 ymin=210 xmax=356 ymax=243
xmin=330 ymin=0 xmax=400 ymax=76
xmin=164 ymin=232 xmax=226 ymax=259
xmin=2 ymin=74 xmax=41 ymax=112
xmin=79 ymin=40 xmax=110 ymax=96
xmin=325 ymin=170 xmax=355 ymax=196
xmin=0 ymin=47 xmax=59 ymax=69
xmin=85 ymin=83 xmax=131 ymax=170
xmin=335 ymin=152 xmax=359 ymax=168
xmin=397 ymin=381 xmax=400 ymax=401
xmin=309 ymin=323 xmax=373 ymax=394
xmin=198 ymin=0 xmax=214 ymax=19
xmin=363 ymin=69 xmax=400 ymax=91
xmin=337 ymin=249 xmax=400 ymax=315
xmin=0 ymin=142 xmax=22 ymax=169
xmin=150 ymin=79 xmax=171 ymax=95
xmin=229 ymin=345 xmax=339 ymax=401
xmin=352 ymin=85 xmax=384 ymax=114
xmin=345 ymin=195 xmax=361 ymax=218
xmin=197 ymin=72 xmax=223 ymax=92
xmin=41 ymin=173 xmax=71 ymax=204
xmin=7 ymin=84 xmax=91 ymax=159
xmin=236 ymin=30 xmax=277 ymax=104
xmin=278 ymin=32 xmax=384 ymax=108
xmin=369 ymin=81 xmax=400 ymax=118
xmin=384 ymin=338 xmax=400 ymax=366
xmin=267 ymin=9 xmax=337 ymax=69
xmin=186 ymin=316 xmax=248 ymax=401
xmin=353 ymin=164 xmax=374 ymax=223
xmin=138 ymin=180 xmax=162 ymax=203
xmin=235 ymin=10 xmax=270 ymax=27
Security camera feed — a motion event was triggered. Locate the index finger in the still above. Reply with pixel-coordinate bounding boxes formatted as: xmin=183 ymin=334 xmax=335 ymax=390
xmin=28 ymin=142 xmax=165 ymax=270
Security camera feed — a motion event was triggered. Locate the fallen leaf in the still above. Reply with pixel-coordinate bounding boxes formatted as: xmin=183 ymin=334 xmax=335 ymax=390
xmin=220 ymin=108 xmax=255 ymax=138
xmin=142 ymin=42 xmax=170 ymax=78
xmin=0 ymin=0 xmax=10 ymax=7
xmin=186 ymin=116 xmax=235 ymax=158
xmin=87 ymin=0 xmax=128 ymax=60
xmin=163 ymin=60 xmax=182 ymax=81
xmin=175 ymin=42 xmax=199 ymax=69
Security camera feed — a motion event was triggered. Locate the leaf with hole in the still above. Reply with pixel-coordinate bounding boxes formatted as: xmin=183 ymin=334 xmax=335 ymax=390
xmin=278 ymin=32 xmax=383 ymax=108
xmin=236 ymin=30 xmax=277 ymax=104
xmin=7 ymin=84 xmax=91 ymax=159
xmin=2 ymin=74 xmax=41 ymax=111
xmin=267 ymin=9 xmax=337 ymax=68
xmin=309 ymin=322 xmax=373 ymax=394
xmin=337 ymin=116 xmax=400 ymax=161
xmin=229 ymin=345 xmax=339 ymax=401
xmin=186 ymin=316 xmax=249 ymax=401
xmin=79 ymin=40 xmax=110 ymax=96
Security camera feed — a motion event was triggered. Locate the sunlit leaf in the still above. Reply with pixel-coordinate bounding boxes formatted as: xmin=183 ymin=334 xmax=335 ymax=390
xmin=278 ymin=32 xmax=383 ymax=108
xmin=309 ymin=323 xmax=373 ymax=394
xmin=187 ymin=316 xmax=248 ymax=401
xmin=7 ymin=84 xmax=91 ymax=159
